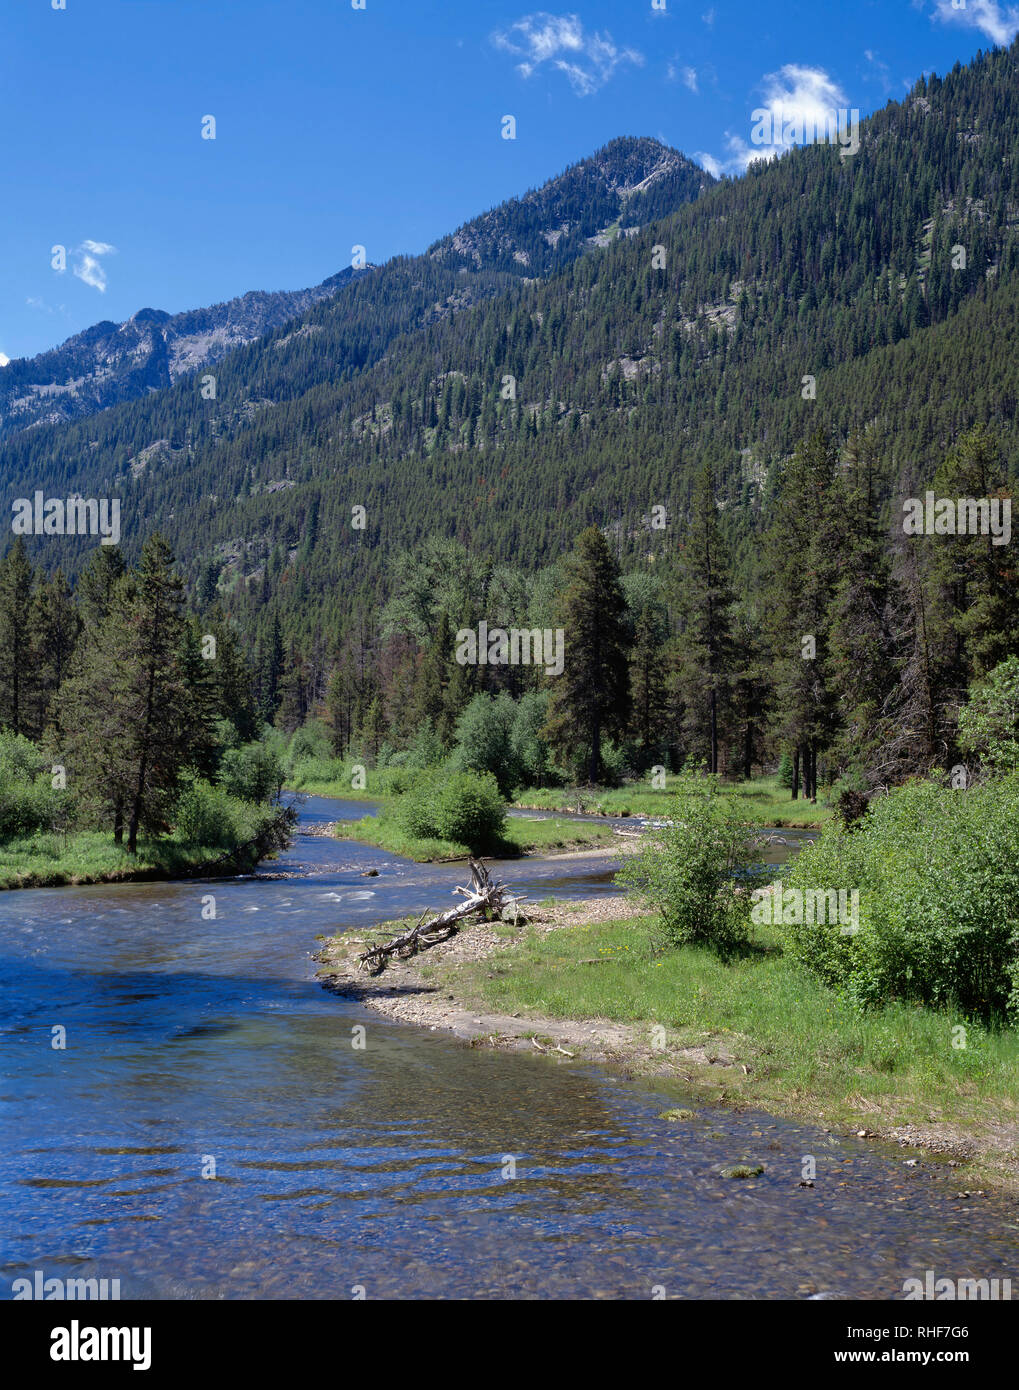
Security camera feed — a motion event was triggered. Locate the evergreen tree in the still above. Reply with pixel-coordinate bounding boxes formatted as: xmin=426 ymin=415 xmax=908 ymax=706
xmin=32 ymin=569 xmax=81 ymax=737
xmin=670 ymin=463 xmax=738 ymax=774
xmin=543 ymin=526 xmax=631 ymax=782
xmin=77 ymin=546 xmax=126 ymax=633
xmin=57 ymin=537 xmax=195 ymax=852
xmin=0 ymin=538 xmax=37 ymax=736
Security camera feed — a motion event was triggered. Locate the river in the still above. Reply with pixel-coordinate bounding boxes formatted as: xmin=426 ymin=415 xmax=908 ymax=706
xmin=1 ymin=794 xmax=1016 ymax=1299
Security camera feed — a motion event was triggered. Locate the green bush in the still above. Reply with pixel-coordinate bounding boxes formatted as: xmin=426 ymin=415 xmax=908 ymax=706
xmin=287 ymin=720 xmax=333 ymax=769
xmin=776 ymin=752 xmax=794 ymax=789
xmin=509 ymin=690 xmax=557 ymax=786
xmin=958 ymin=657 xmax=1019 ymax=772
xmin=450 ymin=692 xmax=520 ymax=796
xmin=782 ymin=776 xmax=1019 ymax=1022
xmin=0 ymin=732 xmax=70 ymax=840
xmin=218 ymin=740 xmax=284 ymax=803
xmin=398 ymin=770 xmax=443 ymax=839
xmin=0 ymin=779 xmax=69 ymax=841
xmin=434 ymin=771 xmax=506 ymax=848
xmin=400 ymin=768 xmax=506 ymax=850
xmin=172 ymin=779 xmax=242 ymax=848
xmin=615 ymin=776 xmax=764 ymax=954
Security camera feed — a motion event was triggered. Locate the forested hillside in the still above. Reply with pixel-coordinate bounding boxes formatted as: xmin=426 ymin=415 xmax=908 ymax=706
xmin=2 ymin=42 xmax=1018 ymax=798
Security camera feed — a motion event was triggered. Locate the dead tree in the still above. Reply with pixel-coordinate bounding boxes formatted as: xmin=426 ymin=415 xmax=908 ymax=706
xmin=357 ymin=858 xmax=526 ymax=975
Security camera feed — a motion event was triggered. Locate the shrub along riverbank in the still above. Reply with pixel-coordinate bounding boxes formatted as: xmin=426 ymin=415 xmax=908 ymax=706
xmin=290 ymin=755 xmax=831 ymax=828
xmin=0 ymin=800 xmax=297 ymax=891
xmin=326 ymin=763 xmax=618 ymax=861
xmin=0 ymin=730 xmax=295 ymax=891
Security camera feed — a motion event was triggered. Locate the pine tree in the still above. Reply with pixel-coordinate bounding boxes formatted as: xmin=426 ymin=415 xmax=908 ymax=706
xmin=32 ymin=569 xmax=80 ymax=737
xmin=77 ymin=546 xmax=126 ymax=633
xmin=543 ymin=526 xmax=631 ymax=783
xmin=670 ymin=463 xmax=738 ymax=774
xmin=628 ymin=600 xmax=669 ymax=768
xmin=57 ymin=537 xmax=195 ymax=852
xmin=0 ymin=538 xmax=37 ymax=736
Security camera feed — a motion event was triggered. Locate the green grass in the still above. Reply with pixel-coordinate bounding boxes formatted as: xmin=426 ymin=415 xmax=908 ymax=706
xmin=0 ymin=831 xmax=247 ymax=890
xmin=513 ymin=775 xmax=833 ymax=827
xmin=330 ymin=810 xmax=617 ymax=862
xmin=444 ymin=915 xmax=1019 ymax=1183
xmin=293 ymin=771 xmax=832 ymax=827
xmin=287 ymin=761 xmax=408 ymax=803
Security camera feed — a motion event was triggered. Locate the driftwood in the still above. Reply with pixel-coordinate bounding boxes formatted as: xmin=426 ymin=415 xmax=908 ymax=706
xmin=357 ymin=858 xmax=526 ymax=975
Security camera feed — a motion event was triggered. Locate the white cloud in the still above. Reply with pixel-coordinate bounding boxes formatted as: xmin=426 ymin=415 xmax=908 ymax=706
xmin=863 ymin=48 xmax=895 ymax=95
xmin=931 ymin=0 xmax=1019 ymax=45
xmin=695 ymin=150 xmax=723 ymax=178
xmin=492 ymin=12 xmax=643 ymax=95
xmin=0 ymin=353 xmax=9 ymax=367
xmin=701 ymin=65 xmax=857 ymax=175
xmin=666 ymin=57 xmax=697 ymax=90
xmin=702 ymin=7 xmax=715 ymax=25
xmin=71 ymin=240 xmax=117 ymax=293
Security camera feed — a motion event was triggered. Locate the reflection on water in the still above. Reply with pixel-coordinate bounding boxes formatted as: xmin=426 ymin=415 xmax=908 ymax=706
xmin=1 ymin=796 xmax=1016 ymax=1299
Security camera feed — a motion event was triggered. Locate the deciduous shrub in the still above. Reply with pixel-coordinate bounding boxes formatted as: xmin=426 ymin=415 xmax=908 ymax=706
xmin=616 ymin=776 xmax=764 ymax=954
xmin=782 ymin=776 xmax=1019 ymax=1022
xmin=0 ymin=732 xmax=69 ymax=840
xmin=172 ymin=778 xmax=243 ymax=848
xmin=399 ymin=768 xmax=506 ymax=850
xmin=218 ymin=740 xmax=284 ymax=804
xmin=958 ymin=657 xmax=1019 ymax=772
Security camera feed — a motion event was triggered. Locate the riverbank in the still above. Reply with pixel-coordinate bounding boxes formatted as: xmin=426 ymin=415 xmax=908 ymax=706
xmin=317 ymin=896 xmax=1019 ymax=1193
xmin=512 ymin=776 xmax=832 ymax=828
xmin=328 ymin=811 xmax=620 ymax=862
xmin=290 ymin=771 xmax=832 ymax=829
xmin=0 ymin=805 xmax=295 ymax=891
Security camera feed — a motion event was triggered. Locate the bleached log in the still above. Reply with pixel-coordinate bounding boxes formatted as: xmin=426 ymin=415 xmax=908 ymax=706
xmin=357 ymin=858 xmax=521 ymax=974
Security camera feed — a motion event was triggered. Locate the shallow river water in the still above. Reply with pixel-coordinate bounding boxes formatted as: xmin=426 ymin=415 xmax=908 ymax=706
xmin=1 ymin=795 xmax=1016 ymax=1299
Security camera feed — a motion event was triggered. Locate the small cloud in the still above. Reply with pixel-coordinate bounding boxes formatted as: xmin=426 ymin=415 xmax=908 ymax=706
xmin=0 ymin=352 xmax=10 ymax=367
xmin=863 ymin=48 xmax=895 ymax=95
xmin=702 ymin=65 xmax=857 ymax=175
xmin=492 ymin=12 xmax=643 ymax=95
xmin=71 ymin=240 xmax=117 ymax=293
xmin=695 ymin=150 xmax=723 ymax=178
xmin=681 ymin=65 xmax=699 ymax=92
xmin=931 ymin=0 xmax=1019 ymax=45
xmin=702 ymin=7 xmax=716 ymax=25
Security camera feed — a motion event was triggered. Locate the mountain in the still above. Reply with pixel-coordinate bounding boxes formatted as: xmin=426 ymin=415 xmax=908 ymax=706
xmin=428 ymin=135 xmax=712 ymax=274
xmin=0 ymin=138 xmax=710 ymax=444
xmin=3 ymin=46 xmax=1019 ymax=669
xmin=0 ymin=268 xmax=366 ymax=440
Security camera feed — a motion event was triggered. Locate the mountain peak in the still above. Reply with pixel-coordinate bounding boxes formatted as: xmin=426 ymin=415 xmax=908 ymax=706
xmin=429 ymin=136 xmax=712 ymax=275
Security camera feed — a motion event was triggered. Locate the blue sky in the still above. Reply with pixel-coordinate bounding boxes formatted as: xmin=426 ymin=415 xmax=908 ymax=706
xmin=2 ymin=0 xmax=1017 ymax=360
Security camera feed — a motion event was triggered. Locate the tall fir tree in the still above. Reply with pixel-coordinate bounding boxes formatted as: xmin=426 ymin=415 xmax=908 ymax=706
xmin=543 ymin=526 xmax=631 ymax=783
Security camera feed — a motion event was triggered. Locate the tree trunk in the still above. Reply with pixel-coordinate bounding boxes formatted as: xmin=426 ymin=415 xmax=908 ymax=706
xmin=128 ymin=751 xmax=147 ymax=855
xmin=742 ymin=719 xmax=753 ymax=781
xmin=113 ymin=803 xmax=123 ymax=845
xmin=709 ymin=688 xmax=718 ymax=776
xmin=792 ymin=746 xmax=800 ymax=801
xmin=588 ymin=716 xmax=601 ymax=784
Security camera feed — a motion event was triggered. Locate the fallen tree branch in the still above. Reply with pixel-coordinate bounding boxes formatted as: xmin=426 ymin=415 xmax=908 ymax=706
xmin=357 ymin=857 xmax=527 ymax=975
